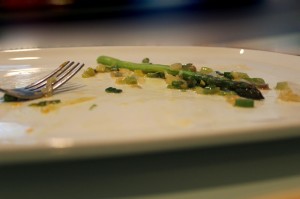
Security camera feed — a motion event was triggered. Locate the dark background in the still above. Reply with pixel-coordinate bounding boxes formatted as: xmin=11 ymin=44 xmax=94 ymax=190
xmin=0 ymin=0 xmax=299 ymax=54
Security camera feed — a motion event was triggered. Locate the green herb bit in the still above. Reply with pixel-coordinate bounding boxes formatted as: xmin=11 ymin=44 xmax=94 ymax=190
xmin=171 ymin=80 xmax=185 ymax=89
xmin=142 ymin=57 xmax=150 ymax=64
xmin=3 ymin=94 xmax=20 ymax=102
xmin=124 ymin=76 xmax=138 ymax=84
xmin=105 ymin=87 xmax=123 ymax=93
xmin=29 ymin=100 xmax=61 ymax=107
xmin=89 ymin=104 xmax=97 ymax=110
xmin=234 ymin=98 xmax=254 ymax=108
xmin=223 ymin=72 xmax=234 ymax=80
xmin=184 ymin=76 xmax=198 ymax=88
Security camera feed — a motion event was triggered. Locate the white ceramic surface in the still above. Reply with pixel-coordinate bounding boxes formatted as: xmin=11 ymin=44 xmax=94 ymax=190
xmin=0 ymin=46 xmax=300 ymax=164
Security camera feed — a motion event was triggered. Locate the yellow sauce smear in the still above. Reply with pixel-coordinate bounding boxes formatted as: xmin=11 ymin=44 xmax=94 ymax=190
xmin=62 ymin=97 xmax=96 ymax=106
xmin=278 ymin=89 xmax=300 ymax=102
xmin=40 ymin=104 xmax=59 ymax=114
xmin=40 ymin=97 xmax=96 ymax=114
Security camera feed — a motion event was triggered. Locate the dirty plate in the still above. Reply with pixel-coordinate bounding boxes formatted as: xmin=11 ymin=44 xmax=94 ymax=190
xmin=0 ymin=46 xmax=300 ymax=164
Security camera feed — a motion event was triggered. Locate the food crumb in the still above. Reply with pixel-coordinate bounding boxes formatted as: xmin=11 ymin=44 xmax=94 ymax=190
xmin=26 ymin=127 xmax=34 ymax=134
xmin=89 ymin=104 xmax=97 ymax=110
xmin=41 ymin=104 xmax=59 ymax=114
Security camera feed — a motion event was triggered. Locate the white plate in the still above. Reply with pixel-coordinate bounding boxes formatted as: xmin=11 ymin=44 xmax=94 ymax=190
xmin=1 ymin=46 xmax=300 ymax=164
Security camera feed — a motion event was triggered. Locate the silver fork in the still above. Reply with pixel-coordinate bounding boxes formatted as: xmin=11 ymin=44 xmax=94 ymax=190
xmin=0 ymin=61 xmax=84 ymax=100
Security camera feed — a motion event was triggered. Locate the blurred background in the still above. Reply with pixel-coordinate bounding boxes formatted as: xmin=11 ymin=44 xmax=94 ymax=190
xmin=0 ymin=0 xmax=299 ymax=54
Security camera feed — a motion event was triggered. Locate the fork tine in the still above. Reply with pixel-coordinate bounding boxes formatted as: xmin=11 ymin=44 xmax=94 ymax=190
xmin=53 ymin=63 xmax=84 ymax=90
xmin=28 ymin=62 xmax=82 ymax=92
xmin=25 ymin=61 xmax=72 ymax=89
xmin=27 ymin=61 xmax=74 ymax=90
xmin=54 ymin=62 xmax=80 ymax=83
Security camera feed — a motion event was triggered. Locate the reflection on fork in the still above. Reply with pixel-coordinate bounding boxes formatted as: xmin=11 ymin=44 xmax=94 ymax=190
xmin=0 ymin=61 xmax=84 ymax=101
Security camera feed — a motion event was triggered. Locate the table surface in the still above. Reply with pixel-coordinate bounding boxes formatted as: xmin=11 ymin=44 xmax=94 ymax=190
xmin=0 ymin=0 xmax=300 ymax=198
xmin=1 ymin=138 xmax=300 ymax=199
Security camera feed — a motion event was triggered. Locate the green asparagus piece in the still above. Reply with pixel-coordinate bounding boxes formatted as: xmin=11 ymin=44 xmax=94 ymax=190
xmin=234 ymin=98 xmax=254 ymax=108
xmin=97 ymin=56 xmax=177 ymax=75
xmin=97 ymin=56 xmax=264 ymax=100
xmin=180 ymin=70 xmax=264 ymax=100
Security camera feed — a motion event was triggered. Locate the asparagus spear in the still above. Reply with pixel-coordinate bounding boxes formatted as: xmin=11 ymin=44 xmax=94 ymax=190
xmin=97 ymin=56 xmax=264 ymax=100
xmin=98 ymin=55 xmax=176 ymax=75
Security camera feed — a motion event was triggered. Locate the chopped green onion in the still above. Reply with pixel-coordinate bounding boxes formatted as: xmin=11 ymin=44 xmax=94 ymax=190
xmin=89 ymin=104 xmax=97 ymax=110
xmin=234 ymin=98 xmax=254 ymax=108
xmin=142 ymin=57 xmax=150 ymax=64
